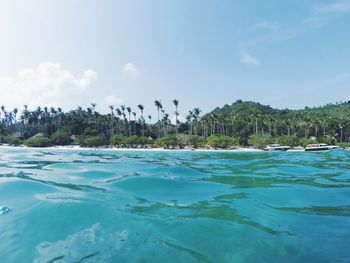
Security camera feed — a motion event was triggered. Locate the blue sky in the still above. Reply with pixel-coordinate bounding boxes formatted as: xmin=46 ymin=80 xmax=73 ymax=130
xmin=0 ymin=0 xmax=349 ymax=120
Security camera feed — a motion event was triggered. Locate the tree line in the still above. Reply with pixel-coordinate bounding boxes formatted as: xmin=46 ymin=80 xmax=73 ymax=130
xmin=0 ymin=99 xmax=349 ymax=148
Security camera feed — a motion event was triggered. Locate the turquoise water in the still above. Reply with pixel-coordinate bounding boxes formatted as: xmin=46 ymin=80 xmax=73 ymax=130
xmin=0 ymin=148 xmax=350 ymax=263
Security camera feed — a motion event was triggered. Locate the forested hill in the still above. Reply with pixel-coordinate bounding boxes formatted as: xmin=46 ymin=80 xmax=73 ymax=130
xmin=206 ymin=99 xmax=350 ymax=119
xmin=200 ymin=100 xmax=350 ymax=144
xmin=0 ymin=99 xmax=349 ymax=147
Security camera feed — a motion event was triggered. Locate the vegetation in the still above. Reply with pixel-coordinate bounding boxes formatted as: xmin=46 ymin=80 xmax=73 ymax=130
xmin=0 ymin=99 xmax=349 ymax=149
xmin=207 ymin=135 xmax=237 ymax=149
xmin=155 ymin=134 xmax=178 ymax=149
xmin=248 ymin=134 xmax=274 ymax=148
xmin=4 ymin=135 xmax=22 ymax=146
xmin=50 ymin=130 xmax=71 ymax=145
xmin=76 ymin=128 xmax=107 ymax=147
xmin=24 ymin=135 xmax=52 ymax=147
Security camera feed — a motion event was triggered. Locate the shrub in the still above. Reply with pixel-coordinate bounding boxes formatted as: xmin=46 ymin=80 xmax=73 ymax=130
xmin=248 ymin=134 xmax=274 ymax=147
xmin=318 ymin=135 xmax=337 ymax=145
xmin=336 ymin=142 xmax=350 ymax=148
xmin=110 ymin=135 xmax=125 ymax=146
xmin=83 ymin=128 xmax=99 ymax=136
xmin=176 ymin=134 xmax=191 ymax=148
xmin=276 ymin=135 xmax=299 ymax=147
xmin=137 ymin=136 xmax=150 ymax=146
xmin=51 ymin=131 xmax=71 ymax=145
xmin=24 ymin=136 xmax=52 ymax=147
xmin=155 ymin=134 xmax=178 ymax=148
xmin=189 ymin=135 xmax=207 ymax=148
xmin=298 ymin=138 xmax=315 ymax=147
xmin=207 ymin=135 xmax=237 ymax=149
xmin=5 ymin=135 xmax=22 ymax=146
xmin=123 ymin=135 xmax=141 ymax=146
xmin=77 ymin=135 xmax=107 ymax=147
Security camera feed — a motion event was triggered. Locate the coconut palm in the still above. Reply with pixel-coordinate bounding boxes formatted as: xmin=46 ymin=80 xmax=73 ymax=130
xmin=154 ymin=100 xmax=162 ymax=137
xmin=138 ymin=104 xmax=144 ymax=136
xmin=126 ymin=107 xmax=132 ymax=136
xmin=173 ymin=99 xmax=179 ymax=134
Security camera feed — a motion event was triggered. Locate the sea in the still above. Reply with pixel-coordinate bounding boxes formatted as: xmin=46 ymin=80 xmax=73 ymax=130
xmin=0 ymin=148 xmax=349 ymax=262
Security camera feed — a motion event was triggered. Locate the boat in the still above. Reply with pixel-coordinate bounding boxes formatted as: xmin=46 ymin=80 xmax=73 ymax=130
xmin=263 ymin=144 xmax=290 ymax=151
xmin=305 ymin=143 xmax=340 ymax=151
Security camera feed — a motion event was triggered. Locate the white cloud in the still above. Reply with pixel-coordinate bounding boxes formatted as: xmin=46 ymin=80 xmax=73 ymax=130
xmin=104 ymin=95 xmax=123 ymax=105
xmin=314 ymin=0 xmax=350 ymax=15
xmin=0 ymin=62 xmax=97 ymax=109
xmin=240 ymin=51 xmax=260 ymax=65
xmin=122 ymin=63 xmax=139 ymax=76
xmin=252 ymin=21 xmax=279 ymax=31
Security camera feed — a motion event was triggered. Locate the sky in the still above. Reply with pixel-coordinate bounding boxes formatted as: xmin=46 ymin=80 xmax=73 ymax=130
xmin=0 ymin=0 xmax=349 ymax=121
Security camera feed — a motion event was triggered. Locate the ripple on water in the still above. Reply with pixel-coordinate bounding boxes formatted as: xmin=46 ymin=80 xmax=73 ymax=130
xmin=0 ymin=148 xmax=350 ymax=262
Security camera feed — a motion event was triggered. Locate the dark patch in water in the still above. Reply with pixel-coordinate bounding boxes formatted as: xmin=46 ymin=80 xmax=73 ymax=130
xmin=0 ymin=172 xmax=105 ymax=192
xmin=46 ymin=255 xmax=65 ymax=263
xmin=73 ymin=252 xmax=99 ymax=263
xmin=130 ymin=200 xmax=290 ymax=235
xmin=272 ymin=205 xmax=350 ymax=217
xmin=162 ymin=240 xmax=214 ymax=263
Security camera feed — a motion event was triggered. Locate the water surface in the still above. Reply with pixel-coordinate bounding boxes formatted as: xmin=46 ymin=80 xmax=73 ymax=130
xmin=1 ymin=148 xmax=350 ymax=262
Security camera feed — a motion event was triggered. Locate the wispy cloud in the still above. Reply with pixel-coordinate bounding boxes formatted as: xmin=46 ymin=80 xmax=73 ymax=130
xmin=122 ymin=63 xmax=139 ymax=76
xmin=247 ymin=1 xmax=350 ymax=45
xmin=252 ymin=21 xmax=279 ymax=31
xmin=104 ymin=95 xmax=123 ymax=105
xmin=240 ymin=51 xmax=260 ymax=66
xmin=313 ymin=0 xmax=350 ymax=15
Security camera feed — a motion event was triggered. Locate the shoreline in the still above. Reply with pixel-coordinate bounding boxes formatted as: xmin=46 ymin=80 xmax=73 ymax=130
xmin=1 ymin=144 xmax=347 ymax=153
xmin=0 ymin=144 xmax=266 ymax=152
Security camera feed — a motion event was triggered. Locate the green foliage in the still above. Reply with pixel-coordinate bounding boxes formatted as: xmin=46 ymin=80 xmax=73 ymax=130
xmin=110 ymin=135 xmax=124 ymax=145
xmin=24 ymin=136 xmax=52 ymax=147
xmin=207 ymin=135 xmax=237 ymax=149
xmin=318 ymin=136 xmax=337 ymax=145
xmin=22 ymin=131 xmax=31 ymax=140
xmin=276 ymin=135 xmax=299 ymax=147
xmin=77 ymin=135 xmax=107 ymax=147
xmin=176 ymin=134 xmax=190 ymax=148
xmin=336 ymin=142 xmax=350 ymax=148
xmin=189 ymin=135 xmax=207 ymax=148
xmin=5 ymin=135 xmax=22 ymax=146
xmin=137 ymin=136 xmax=150 ymax=145
xmin=76 ymin=128 xmax=107 ymax=147
xmin=155 ymin=134 xmax=178 ymax=148
xmin=83 ymin=128 xmax=99 ymax=136
xmin=248 ymin=134 xmax=274 ymax=147
xmin=51 ymin=131 xmax=71 ymax=145
xmin=298 ymin=138 xmax=315 ymax=147
xmin=123 ymin=135 xmax=140 ymax=146
xmin=1 ymin=99 xmax=349 ymax=148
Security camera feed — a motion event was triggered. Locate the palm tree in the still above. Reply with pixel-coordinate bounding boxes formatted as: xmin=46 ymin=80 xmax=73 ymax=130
xmin=339 ymin=123 xmax=344 ymax=143
xmin=173 ymin=99 xmax=179 ymax=134
xmin=154 ymin=100 xmax=162 ymax=137
xmin=121 ymin=105 xmax=126 ymax=135
xmin=148 ymin=115 xmax=152 ymax=136
xmin=132 ymin=111 xmax=137 ymax=135
xmin=115 ymin=108 xmax=122 ymax=135
xmin=126 ymin=107 xmax=132 ymax=136
xmin=138 ymin=104 xmax=144 ymax=136
xmin=109 ymin=105 xmax=114 ymax=135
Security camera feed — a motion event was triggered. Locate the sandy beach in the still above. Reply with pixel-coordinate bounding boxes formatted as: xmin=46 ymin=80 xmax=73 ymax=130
xmin=0 ymin=144 xmax=266 ymax=152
